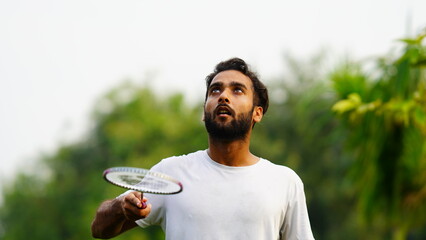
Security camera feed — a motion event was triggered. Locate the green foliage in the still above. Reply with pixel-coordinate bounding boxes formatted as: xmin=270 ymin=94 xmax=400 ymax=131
xmin=1 ymin=34 xmax=426 ymax=240
xmin=0 ymin=82 xmax=206 ymax=240
xmin=331 ymin=33 xmax=426 ymax=239
xmin=252 ymin=53 xmax=360 ymax=240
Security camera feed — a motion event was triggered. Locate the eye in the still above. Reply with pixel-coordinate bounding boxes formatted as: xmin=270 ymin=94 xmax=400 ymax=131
xmin=234 ymin=88 xmax=244 ymax=94
xmin=209 ymin=88 xmax=221 ymax=94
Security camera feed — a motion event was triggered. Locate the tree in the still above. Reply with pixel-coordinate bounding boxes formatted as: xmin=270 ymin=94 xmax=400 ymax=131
xmin=0 ymin=82 xmax=206 ymax=240
xmin=2 ymin=35 xmax=426 ymax=239
xmin=252 ymin=52 xmax=360 ymax=239
xmin=332 ymin=33 xmax=426 ymax=239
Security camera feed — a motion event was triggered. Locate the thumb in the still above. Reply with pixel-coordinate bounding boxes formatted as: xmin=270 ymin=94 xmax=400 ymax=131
xmin=134 ymin=192 xmax=146 ymax=209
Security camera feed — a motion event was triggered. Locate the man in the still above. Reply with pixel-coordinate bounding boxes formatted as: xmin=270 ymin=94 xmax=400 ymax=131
xmin=91 ymin=58 xmax=315 ymax=239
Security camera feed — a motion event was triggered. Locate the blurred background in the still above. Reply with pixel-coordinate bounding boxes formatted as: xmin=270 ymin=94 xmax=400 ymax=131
xmin=1 ymin=0 xmax=426 ymax=239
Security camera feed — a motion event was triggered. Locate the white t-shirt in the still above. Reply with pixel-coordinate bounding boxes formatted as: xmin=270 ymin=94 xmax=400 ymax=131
xmin=135 ymin=150 xmax=314 ymax=240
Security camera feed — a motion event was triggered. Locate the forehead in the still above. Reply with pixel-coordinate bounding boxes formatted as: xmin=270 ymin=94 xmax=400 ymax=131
xmin=210 ymin=70 xmax=253 ymax=88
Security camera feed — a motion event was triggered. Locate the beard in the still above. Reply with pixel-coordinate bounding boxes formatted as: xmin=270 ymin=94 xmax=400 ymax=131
xmin=204 ymin=108 xmax=253 ymax=142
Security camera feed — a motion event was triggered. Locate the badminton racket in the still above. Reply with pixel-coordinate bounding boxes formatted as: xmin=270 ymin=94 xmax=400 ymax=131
xmin=103 ymin=167 xmax=183 ymax=195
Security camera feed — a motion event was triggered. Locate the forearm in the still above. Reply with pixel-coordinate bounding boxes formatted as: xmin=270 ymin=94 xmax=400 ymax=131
xmin=91 ymin=198 xmax=136 ymax=239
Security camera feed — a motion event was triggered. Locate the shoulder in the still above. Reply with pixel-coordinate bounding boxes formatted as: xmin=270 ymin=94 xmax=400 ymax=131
xmin=259 ymin=159 xmax=304 ymax=186
xmin=150 ymin=150 xmax=206 ymax=173
xmin=159 ymin=150 xmax=205 ymax=165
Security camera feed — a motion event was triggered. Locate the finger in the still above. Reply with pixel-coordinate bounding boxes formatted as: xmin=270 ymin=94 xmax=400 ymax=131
xmin=140 ymin=197 xmax=148 ymax=209
xmin=134 ymin=192 xmax=146 ymax=208
xmin=124 ymin=192 xmax=142 ymax=208
xmin=134 ymin=191 xmax=143 ymax=199
xmin=123 ymin=201 xmax=151 ymax=221
xmin=137 ymin=203 xmax=152 ymax=218
xmin=122 ymin=202 xmax=144 ymax=220
xmin=137 ymin=192 xmax=146 ymax=208
xmin=127 ymin=196 xmax=148 ymax=211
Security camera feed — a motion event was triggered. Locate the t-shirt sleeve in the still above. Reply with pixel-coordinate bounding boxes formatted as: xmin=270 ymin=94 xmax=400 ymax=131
xmin=280 ymin=176 xmax=315 ymax=240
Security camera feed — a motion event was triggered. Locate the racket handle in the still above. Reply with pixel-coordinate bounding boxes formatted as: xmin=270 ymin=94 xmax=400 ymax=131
xmin=139 ymin=192 xmax=147 ymax=209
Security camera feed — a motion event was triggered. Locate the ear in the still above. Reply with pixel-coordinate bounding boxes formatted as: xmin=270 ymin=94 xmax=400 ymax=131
xmin=252 ymin=106 xmax=263 ymax=123
xmin=202 ymin=103 xmax=206 ymax=121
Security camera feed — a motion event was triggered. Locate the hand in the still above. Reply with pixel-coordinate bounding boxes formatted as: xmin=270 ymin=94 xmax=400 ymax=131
xmin=120 ymin=191 xmax=152 ymax=221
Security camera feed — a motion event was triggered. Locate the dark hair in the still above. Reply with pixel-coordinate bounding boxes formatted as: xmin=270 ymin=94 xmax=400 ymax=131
xmin=205 ymin=57 xmax=269 ymax=115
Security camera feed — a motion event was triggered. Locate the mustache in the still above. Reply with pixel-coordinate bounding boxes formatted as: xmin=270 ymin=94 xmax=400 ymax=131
xmin=214 ymin=103 xmax=235 ymax=116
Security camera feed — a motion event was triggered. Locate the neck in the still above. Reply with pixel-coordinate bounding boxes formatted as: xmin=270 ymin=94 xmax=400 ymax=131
xmin=207 ymin=135 xmax=259 ymax=167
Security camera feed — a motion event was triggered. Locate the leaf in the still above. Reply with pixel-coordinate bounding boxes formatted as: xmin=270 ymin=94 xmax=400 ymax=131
xmin=332 ymin=93 xmax=362 ymax=114
xmin=398 ymin=38 xmax=419 ymax=45
xmin=398 ymin=34 xmax=426 ymax=45
xmin=413 ymin=58 xmax=426 ymax=67
xmin=414 ymin=107 xmax=426 ymax=128
xmin=348 ymin=93 xmax=362 ymax=103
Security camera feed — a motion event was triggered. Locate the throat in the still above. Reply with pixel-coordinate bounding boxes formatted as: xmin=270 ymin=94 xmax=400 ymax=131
xmin=207 ymin=144 xmax=259 ymax=167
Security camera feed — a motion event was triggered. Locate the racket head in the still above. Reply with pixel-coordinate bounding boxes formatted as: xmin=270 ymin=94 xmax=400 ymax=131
xmin=103 ymin=167 xmax=183 ymax=195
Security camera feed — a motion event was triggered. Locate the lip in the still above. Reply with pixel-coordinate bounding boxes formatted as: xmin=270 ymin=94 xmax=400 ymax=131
xmin=214 ymin=104 xmax=234 ymax=117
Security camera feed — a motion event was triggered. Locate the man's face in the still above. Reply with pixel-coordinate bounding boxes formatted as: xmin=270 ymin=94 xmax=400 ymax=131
xmin=204 ymin=70 xmax=263 ymax=141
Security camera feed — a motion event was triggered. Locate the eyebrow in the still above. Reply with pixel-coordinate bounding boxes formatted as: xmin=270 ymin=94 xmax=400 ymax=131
xmin=208 ymin=81 xmax=249 ymax=91
xmin=208 ymin=82 xmax=223 ymax=90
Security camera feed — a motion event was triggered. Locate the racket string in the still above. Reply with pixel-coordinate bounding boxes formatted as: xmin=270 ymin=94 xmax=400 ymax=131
xmin=105 ymin=169 xmax=182 ymax=194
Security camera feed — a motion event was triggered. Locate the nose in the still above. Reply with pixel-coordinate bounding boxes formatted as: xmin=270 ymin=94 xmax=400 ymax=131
xmin=218 ymin=90 xmax=230 ymax=104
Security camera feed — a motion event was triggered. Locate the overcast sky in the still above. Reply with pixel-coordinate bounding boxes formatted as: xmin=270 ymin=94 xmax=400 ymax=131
xmin=1 ymin=0 xmax=425 ymax=189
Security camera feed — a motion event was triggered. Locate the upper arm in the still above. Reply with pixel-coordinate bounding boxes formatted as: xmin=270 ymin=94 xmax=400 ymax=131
xmin=280 ymin=176 xmax=315 ymax=240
